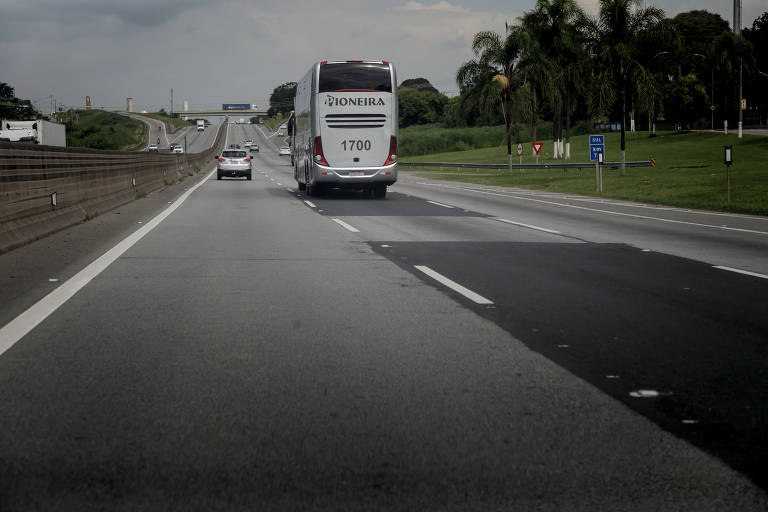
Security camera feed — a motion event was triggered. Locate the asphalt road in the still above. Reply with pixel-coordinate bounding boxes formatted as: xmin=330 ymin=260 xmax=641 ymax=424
xmin=0 ymin=127 xmax=767 ymax=510
xmin=126 ymin=113 xmax=220 ymax=153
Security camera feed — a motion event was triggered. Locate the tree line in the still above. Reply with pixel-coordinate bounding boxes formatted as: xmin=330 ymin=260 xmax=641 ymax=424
xmin=454 ymin=0 xmax=766 ymax=173
xmin=263 ymin=2 xmax=765 ymax=174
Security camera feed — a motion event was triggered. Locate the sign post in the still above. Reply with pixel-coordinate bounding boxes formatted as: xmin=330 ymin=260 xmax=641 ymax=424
xmin=598 ymin=150 xmax=604 ymax=192
xmin=589 ymin=135 xmax=605 ymax=192
xmin=724 ymin=145 xmax=733 ymax=204
xmin=516 ymin=142 xmax=523 ymax=172
xmin=532 ymin=142 xmax=543 ymax=165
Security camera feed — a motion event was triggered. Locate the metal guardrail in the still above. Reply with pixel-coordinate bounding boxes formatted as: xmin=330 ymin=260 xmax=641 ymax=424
xmin=399 ymin=160 xmax=654 ymax=171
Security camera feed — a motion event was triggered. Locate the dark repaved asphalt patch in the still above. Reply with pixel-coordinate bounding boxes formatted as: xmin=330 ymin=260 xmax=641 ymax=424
xmin=371 ymin=240 xmax=768 ymax=490
xmin=299 ymin=190 xmax=486 ymax=218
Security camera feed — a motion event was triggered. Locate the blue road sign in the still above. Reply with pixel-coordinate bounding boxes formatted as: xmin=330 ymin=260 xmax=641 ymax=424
xmin=589 ymin=134 xmax=605 ymax=161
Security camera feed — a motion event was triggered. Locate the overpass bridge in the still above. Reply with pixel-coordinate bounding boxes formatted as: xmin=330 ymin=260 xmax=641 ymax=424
xmin=177 ymin=109 xmax=269 ymax=117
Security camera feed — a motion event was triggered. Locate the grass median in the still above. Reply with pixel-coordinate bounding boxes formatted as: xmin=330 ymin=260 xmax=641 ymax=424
xmin=400 ymin=130 xmax=768 ymax=216
xmin=137 ymin=112 xmax=194 ymax=132
xmin=60 ymin=109 xmax=147 ymax=150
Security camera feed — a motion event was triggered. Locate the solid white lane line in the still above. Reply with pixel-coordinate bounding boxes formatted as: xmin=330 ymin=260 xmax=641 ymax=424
xmin=493 ymin=217 xmax=561 ymax=235
xmin=332 ymin=219 xmax=360 ymax=233
xmin=304 ymin=200 xmax=317 ymax=208
xmin=0 ymin=167 xmax=217 ymax=358
xmin=420 ymin=182 xmax=768 ymax=236
xmin=713 ymin=266 xmax=768 ymax=280
xmin=427 ymin=200 xmax=454 ymax=209
xmin=415 ymin=265 xmax=494 ymax=305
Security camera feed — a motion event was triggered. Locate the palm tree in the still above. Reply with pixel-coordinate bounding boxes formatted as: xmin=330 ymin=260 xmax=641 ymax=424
xmin=582 ymin=0 xmax=669 ymax=175
xmin=517 ymin=9 xmax=554 ymax=155
xmin=518 ymin=0 xmax=587 ymax=159
xmin=457 ymin=26 xmax=523 ymax=172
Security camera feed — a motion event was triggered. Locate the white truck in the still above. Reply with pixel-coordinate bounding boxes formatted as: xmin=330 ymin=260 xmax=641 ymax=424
xmin=196 ymin=119 xmax=205 ymax=131
xmin=0 ymin=119 xmax=66 ymax=147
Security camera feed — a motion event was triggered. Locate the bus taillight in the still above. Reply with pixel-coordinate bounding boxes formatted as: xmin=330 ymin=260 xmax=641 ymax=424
xmin=384 ymin=136 xmax=397 ymax=166
xmin=314 ymin=137 xmax=329 ymax=166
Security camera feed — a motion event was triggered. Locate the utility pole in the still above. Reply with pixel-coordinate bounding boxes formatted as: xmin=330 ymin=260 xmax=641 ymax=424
xmin=734 ymin=0 xmax=743 ymax=137
xmin=738 ymin=60 xmax=743 ymax=138
xmin=170 ymin=88 xmax=174 ymax=116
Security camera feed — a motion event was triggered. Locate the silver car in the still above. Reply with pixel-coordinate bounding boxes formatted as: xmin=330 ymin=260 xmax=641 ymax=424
xmin=216 ymin=149 xmax=252 ymax=180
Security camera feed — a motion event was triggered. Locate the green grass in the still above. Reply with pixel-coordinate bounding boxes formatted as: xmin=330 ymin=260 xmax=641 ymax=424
xmin=263 ymin=114 xmax=288 ymax=132
xmin=61 ymin=109 xmax=147 ymax=150
xmin=137 ymin=112 xmax=193 ymax=132
xmin=400 ymin=120 xmax=593 ymax=156
xmin=400 ymin=130 xmax=768 ymax=215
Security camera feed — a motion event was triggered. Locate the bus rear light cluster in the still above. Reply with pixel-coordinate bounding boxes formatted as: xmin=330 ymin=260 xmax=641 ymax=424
xmin=383 ymin=136 xmax=397 ymax=166
xmin=314 ymin=137 xmax=329 ymax=166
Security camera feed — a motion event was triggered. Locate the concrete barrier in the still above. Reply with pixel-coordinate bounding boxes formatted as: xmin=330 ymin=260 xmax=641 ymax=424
xmin=0 ymin=124 xmax=226 ymax=254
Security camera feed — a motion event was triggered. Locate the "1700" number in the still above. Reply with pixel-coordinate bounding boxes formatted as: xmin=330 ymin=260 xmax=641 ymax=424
xmin=341 ymin=139 xmax=372 ymax=151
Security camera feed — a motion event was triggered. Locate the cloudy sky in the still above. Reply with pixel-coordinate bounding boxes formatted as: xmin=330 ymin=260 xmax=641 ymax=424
xmin=1 ymin=0 xmax=764 ymax=113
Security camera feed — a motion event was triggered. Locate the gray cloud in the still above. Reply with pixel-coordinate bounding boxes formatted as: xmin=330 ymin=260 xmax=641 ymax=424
xmin=1 ymin=0 xmax=764 ymax=113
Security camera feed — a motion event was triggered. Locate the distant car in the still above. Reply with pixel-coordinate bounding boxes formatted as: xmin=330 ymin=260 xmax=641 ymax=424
xmin=279 ymin=146 xmax=291 ymax=156
xmin=147 ymin=144 xmax=158 ymax=152
xmin=249 ymin=144 xmax=259 ymax=153
xmin=216 ymin=149 xmax=252 ymax=180
xmin=169 ymin=142 xmax=177 ymax=151
xmin=173 ymin=146 xmax=184 ymax=154
xmin=244 ymin=139 xmax=253 ymax=147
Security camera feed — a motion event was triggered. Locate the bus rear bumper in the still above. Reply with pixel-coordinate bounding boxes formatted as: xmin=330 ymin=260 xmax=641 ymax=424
xmin=312 ymin=163 xmax=397 ymax=186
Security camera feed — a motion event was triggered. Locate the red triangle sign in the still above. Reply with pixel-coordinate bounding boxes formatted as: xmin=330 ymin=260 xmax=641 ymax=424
xmin=532 ymin=142 xmax=543 ymax=155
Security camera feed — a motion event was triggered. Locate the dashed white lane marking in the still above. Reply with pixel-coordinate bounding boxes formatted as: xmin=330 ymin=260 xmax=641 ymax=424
xmin=713 ymin=266 xmax=768 ymax=280
xmin=427 ymin=200 xmax=454 ymax=209
xmin=276 ymin=182 xmax=283 ymax=186
xmin=493 ymin=217 xmax=561 ymax=235
xmin=415 ymin=265 xmax=494 ymax=305
xmin=0 ymin=166 xmax=218 ymax=358
xmin=304 ymin=200 xmax=317 ymax=208
xmin=332 ymin=219 xmax=360 ymax=233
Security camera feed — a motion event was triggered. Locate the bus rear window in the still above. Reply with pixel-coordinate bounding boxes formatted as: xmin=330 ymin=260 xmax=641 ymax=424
xmin=318 ymin=63 xmax=392 ymax=93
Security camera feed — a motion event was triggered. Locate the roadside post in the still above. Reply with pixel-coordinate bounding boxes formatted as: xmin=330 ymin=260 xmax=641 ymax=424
xmin=532 ymin=142 xmax=543 ymax=165
xmin=598 ymin=150 xmax=604 ymax=192
xmin=589 ymin=134 xmax=605 ymax=191
xmin=516 ymin=142 xmax=523 ymax=172
xmin=724 ymin=145 xmax=733 ymax=204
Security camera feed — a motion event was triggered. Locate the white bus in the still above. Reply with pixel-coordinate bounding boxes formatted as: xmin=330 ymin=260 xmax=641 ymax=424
xmin=292 ymin=60 xmax=398 ymax=198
